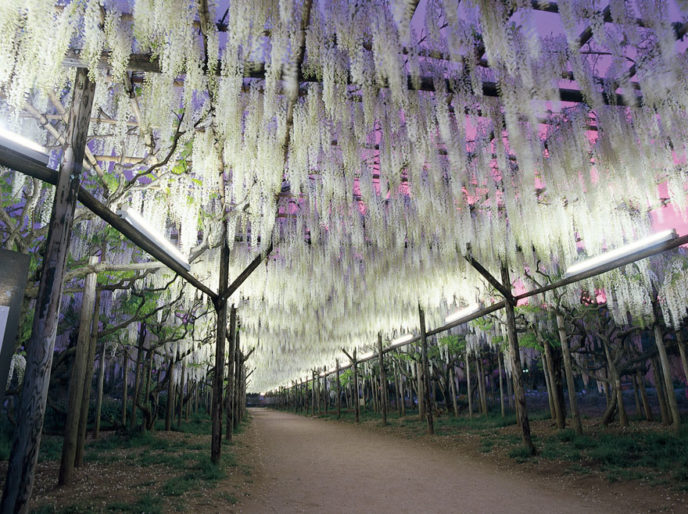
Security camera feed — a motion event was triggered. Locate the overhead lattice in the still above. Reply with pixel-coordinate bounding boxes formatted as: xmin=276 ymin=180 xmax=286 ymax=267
xmin=1 ymin=0 xmax=688 ymax=392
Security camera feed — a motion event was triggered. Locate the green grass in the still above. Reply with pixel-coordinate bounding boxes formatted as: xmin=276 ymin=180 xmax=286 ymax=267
xmin=216 ymin=491 xmax=238 ymax=504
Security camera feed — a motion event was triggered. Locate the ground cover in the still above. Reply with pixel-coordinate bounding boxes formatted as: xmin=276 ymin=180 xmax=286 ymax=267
xmin=0 ymin=413 xmax=252 ymax=513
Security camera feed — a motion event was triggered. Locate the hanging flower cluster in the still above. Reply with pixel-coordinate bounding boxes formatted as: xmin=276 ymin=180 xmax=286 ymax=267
xmin=1 ymin=0 xmax=687 ymax=392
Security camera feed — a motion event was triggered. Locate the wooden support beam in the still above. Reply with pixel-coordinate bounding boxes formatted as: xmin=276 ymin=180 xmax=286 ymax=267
xmin=342 ymin=349 xmax=360 ymax=423
xmin=210 ymin=220 xmax=229 ymax=464
xmin=219 ymin=243 xmax=273 ymax=304
xmin=465 ymin=252 xmax=514 ymax=303
xmin=377 ymin=332 xmax=387 ymax=426
xmin=418 ymin=306 xmax=434 ymax=435
xmin=225 ymin=304 xmax=237 ymax=441
xmin=501 ymin=264 xmax=535 ymax=455
xmin=1 ymin=68 xmax=96 ymax=513
xmin=335 ymin=359 xmax=341 ymax=420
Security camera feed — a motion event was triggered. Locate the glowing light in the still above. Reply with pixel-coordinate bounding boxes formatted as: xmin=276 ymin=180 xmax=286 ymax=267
xmin=118 ymin=206 xmax=190 ymax=271
xmin=390 ymin=334 xmax=414 ymax=347
xmin=565 ymin=230 xmax=677 ymax=278
xmin=0 ymin=126 xmax=49 ymax=165
xmin=445 ymin=304 xmax=482 ymax=324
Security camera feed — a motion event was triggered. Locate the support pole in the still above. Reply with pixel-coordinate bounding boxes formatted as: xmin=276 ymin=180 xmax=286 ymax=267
xmin=418 ymin=305 xmax=434 ymax=435
xmin=210 ymin=222 xmax=229 ymax=464
xmin=501 ymin=264 xmax=535 ymax=455
xmin=377 ymin=333 xmax=388 ymax=425
xmin=225 ymin=305 xmax=237 ymax=440
xmin=59 ymin=255 xmax=98 ymax=485
xmin=336 ymin=359 xmax=341 ymax=419
xmin=556 ymin=313 xmax=582 ymax=434
xmin=1 ymin=67 xmax=94 ymax=512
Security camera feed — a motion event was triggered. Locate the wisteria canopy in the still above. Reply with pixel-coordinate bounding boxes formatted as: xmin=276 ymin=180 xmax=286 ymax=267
xmin=2 ymin=0 xmax=688 ymax=393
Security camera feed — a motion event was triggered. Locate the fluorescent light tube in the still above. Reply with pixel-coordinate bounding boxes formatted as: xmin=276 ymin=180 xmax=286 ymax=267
xmin=118 ymin=206 xmax=190 ymax=271
xmin=445 ymin=304 xmax=482 ymax=324
xmin=0 ymin=127 xmax=50 ymax=165
xmin=390 ymin=333 xmax=414 ymax=347
xmin=565 ymin=229 xmax=677 ymax=278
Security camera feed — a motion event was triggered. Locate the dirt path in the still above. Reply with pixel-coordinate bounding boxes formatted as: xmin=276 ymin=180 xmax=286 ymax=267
xmin=237 ymin=409 xmax=632 ymax=514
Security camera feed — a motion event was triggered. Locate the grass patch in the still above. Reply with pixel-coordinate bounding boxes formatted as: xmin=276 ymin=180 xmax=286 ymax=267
xmin=161 ymin=476 xmax=197 ymax=497
xmin=106 ymin=493 xmax=163 ymax=513
xmin=508 ymin=445 xmax=535 ymax=463
xmin=216 ymin=491 xmax=238 ymax=504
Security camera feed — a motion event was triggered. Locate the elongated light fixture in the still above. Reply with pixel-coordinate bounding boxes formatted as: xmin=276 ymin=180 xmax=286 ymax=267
xmin=0 ymin=126 xmax=50 ymax=165
xmin=118 ymin=206 xmax=190 ymax=271
xmin=390 ymin=333 xmax=414 ymax=347
xmin=445 ymin=304 xmax=482 ymax=324
xmin=565 ymin=229 xmax=677 ymax=278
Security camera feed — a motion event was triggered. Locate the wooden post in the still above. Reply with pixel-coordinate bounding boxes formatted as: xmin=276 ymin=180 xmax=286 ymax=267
xmin=501 ymin=264 xmax=535 ymax=454
xmin=653 ymin=321 xmax=680 ymax=432
xmin=353 ymin=350 xmax=360 ymax=423
xmin=418 ymin=305 xmax=434 ymax=435
xmin=542 ymin=337 xmax=564 ymax=428
xmin=93 ymin=343 xmax=107 ymax=438
xmin=177 ymin=360 xmax=186 ymax=428
xmin=449 ymin=366 xmax=459 ymax=417
xmin=233 ymin=332 xmax=241 ymax=430
xmin=122 ymin=348 xmax=129 ymax=426
xmin=225 ymin=305 xmax=237 ymax=440
xmin=556 ymin=313 xmax=582 ymax=434
xmin=497 ymin=351 xmax=505 ymax=418
xmin=465 ymin=351 xmax=472 ymax=418
xmin=130 ymin=324 xmax=146 ymax=430
xmin=165 ymin=359 xmax=175 ymax=431
xmin=323 ymin=367 xmax=328 ymax=415
xmin=59 ymin=255 xmax=98 ymax=485
xmin=76 ymin=275 xmax=101 ymax=467
xmin=676 ymin=330 xmax=688 ymax=388
xmin=2 ymin=68 xmax=95 ymax=510
xmin=336 ymin=359 xmax=341 ymax=419
xmin=377 ymin=333 xmax=388 ymax=425
xmin=211 ymin=221 xmax=229 ymax=464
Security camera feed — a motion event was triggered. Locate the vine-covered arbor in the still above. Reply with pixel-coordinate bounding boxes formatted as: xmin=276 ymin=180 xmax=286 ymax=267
xmin=1 ymin=0 xmax=688 ymax=510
